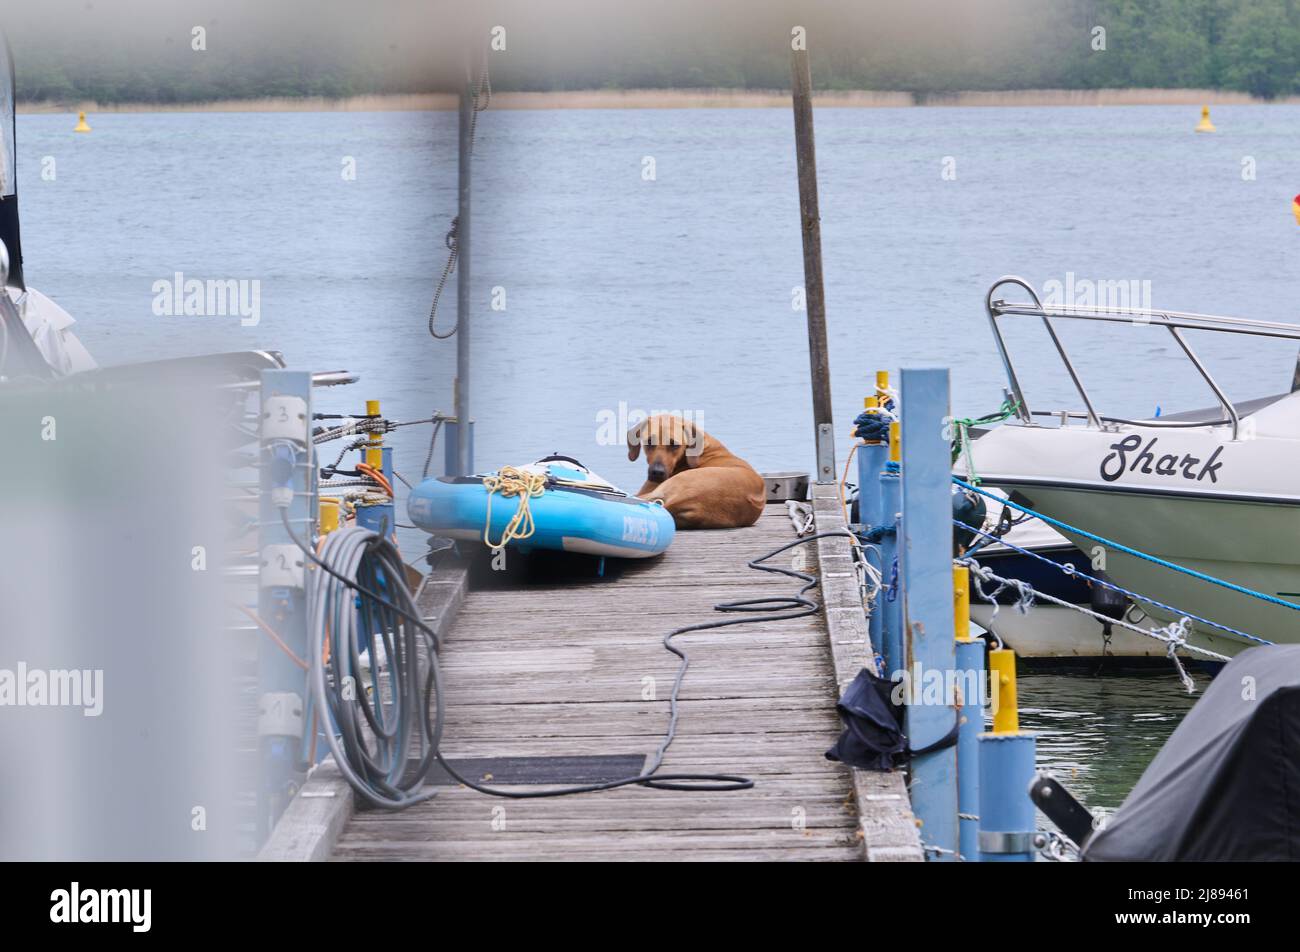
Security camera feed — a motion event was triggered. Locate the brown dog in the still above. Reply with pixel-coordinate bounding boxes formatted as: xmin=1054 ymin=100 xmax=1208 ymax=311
xmin=628 ymin=414 xmax=766 ymax=529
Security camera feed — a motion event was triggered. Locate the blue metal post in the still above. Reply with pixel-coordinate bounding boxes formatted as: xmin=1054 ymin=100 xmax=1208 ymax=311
xmin=257 ymin=369 xmax=314 ymax=841
xmin=857 ymin=439 xmax=886 ymax=529
xmin=858 ymin=436 xmax=886 ymax=658
xmin=899 ymin=367 xmax=959 ymax=861
xmin=977 ymin=733 xmax=1038 ymax=862
xmin=878 ymin=464 xmax=902 ymax=675
xmin=857 ymin=395 xmax=888 ymax=659
xmin=955 ymin=637 xmax=985 ymax=861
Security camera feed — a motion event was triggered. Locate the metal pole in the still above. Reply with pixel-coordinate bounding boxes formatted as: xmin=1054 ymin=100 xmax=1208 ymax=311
xmin=453 ymin=78 xmax=472 ymax=476
xmin=978 ymin=644 xmax=1036 ymax=861
xmin=877 ymin=425 xmax=902 ymax=672
xmin=856 ymin=399 xmax=886 ymax=528
xmin=977 ymin=734 xmax=1038 ymax=862
xmin=953 ymin=565 xmax=984 ymax=862
xmin=355 ymin=446 xmax=396 ymax=542
xmin=956 ymin=638 xmax=985 ymax=860
xmin=858 ymin=400 xmax=887 ymax=659
xmin=790 ymin=49 xmax=835 ymax=484
xmin=899 ymin=367 xmax=959 ymax=861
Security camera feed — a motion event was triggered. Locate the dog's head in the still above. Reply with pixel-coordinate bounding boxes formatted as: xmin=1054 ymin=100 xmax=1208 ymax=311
xmin=627 ymin=414 xmax=704 ymax=483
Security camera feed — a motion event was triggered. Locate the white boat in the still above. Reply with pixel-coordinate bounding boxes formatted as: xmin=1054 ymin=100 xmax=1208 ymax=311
xmin=965 ymin=496 xmax=1181 ymax=663
xmin=967 ymin=276 xmax=1300 ymax=657
xmin=0 ymin=36 xmax=310 ymax=392
xmin=0 ymin=36 xmax=95 ymax=381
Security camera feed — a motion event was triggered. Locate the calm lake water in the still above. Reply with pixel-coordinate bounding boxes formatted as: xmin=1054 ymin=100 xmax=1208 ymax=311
xmin=17 ymin=105 xmax=1297 ymax=810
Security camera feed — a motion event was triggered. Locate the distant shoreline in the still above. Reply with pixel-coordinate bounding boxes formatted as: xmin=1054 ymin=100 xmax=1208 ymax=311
xmin=16 ymin=87 xmax=1299 ymax=114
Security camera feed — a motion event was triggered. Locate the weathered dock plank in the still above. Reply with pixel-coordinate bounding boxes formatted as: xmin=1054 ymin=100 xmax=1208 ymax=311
xmin=329 ymin=504 xmax=886 ymax=862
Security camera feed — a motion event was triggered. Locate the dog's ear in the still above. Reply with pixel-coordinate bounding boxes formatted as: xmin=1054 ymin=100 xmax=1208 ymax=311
xmin=626 ymin=420 xmax=647 ymax=461
xmin=682 ymin=420 xmax=703 ymax=468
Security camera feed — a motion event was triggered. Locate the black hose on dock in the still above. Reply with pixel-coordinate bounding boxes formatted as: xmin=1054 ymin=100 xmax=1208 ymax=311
xmin=283 ymin=512 xmax=851 ymax=805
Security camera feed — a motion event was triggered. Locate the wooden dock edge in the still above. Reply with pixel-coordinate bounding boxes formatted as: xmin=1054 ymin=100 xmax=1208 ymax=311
xmin=257 ymin=554 xmax=471 ymax=862
xmin=811 ymin=483 xmax=924 ymax=862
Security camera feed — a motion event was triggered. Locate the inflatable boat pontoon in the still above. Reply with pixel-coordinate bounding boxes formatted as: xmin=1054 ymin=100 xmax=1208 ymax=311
xmin=407 ymin=456 xmax=675 ymax=558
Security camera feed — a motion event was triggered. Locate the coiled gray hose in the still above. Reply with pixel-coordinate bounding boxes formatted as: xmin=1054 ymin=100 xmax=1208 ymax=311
xmin=305 ymin=525 xmax=441 ymax=809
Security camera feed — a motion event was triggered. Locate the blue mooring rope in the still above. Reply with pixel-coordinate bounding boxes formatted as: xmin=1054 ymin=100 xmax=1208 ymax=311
xmin=954 ymin=475 xmax=1297 ymax=620
xmin=958 ymin=520 xmax=1272 ymax=646
xmin=852 ymin=412 xmax=891 ymax=443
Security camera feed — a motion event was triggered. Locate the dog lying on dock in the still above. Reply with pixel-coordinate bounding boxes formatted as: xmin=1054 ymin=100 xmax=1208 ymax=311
xmin=628 ymin=414 xmax=766 ymax=529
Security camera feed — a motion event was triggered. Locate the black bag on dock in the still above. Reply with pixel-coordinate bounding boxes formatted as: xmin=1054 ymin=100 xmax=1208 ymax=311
xmin=825 ymin=668 xmax=958 ymax=771
xmin=1083 ymin=644 xmax=1300 ymax=862
xmin=825 ymin=669 xmax=905 ymax=770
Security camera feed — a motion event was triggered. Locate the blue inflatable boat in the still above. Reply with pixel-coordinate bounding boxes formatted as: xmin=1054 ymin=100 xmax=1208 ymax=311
xmin=407 ymin=456 xmax=675 ymax=558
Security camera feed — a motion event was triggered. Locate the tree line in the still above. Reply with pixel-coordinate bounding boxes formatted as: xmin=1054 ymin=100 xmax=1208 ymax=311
xmin=10 ymin=1 xmax=1300 ymax=104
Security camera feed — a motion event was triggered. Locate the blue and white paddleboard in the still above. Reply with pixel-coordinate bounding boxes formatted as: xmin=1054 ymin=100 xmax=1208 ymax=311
xmin=407 ymin=456 xmax=675 ymax=558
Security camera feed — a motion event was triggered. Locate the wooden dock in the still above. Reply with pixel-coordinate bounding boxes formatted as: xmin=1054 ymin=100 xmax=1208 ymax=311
xmin=265 ymin=493 xmax=920 ymax=862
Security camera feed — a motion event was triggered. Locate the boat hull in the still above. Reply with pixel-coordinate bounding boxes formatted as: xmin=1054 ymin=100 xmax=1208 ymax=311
xmin=971 ymin=421 xmax=1300 ymax=654
xmin=969 ymin=539 xmax=1177 ymax=659
xmin=988 ymin=481 xmax=1300 ymax=655
xmin=969 ymin=602 xmax=1175 ymax=659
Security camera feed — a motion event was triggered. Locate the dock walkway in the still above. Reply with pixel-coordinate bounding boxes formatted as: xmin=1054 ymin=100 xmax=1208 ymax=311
xmin=275 ymin=498 xmax=919 ymax=862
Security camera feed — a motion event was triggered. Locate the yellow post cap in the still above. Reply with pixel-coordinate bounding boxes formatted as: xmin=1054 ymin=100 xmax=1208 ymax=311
xmin=319 ymin=497 xmax=341 ymax=536
xmin=365 ymin=399 xmax=383 ymax=467
xmin=953 ymin=565 xmax=972 ymax=642
xmin=989 ymin=647 xmax=1019 ymax=733
xmin=888 ymin=421 xmax=901 ymax=463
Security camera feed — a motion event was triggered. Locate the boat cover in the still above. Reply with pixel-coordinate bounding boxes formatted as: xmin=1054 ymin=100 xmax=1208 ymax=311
xmin=1083 ymin=644 xmax=1300 ymax=861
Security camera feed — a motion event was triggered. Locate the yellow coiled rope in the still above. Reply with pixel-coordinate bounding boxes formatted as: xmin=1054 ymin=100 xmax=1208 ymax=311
xmin=481 ymin=466 xmax=548 ymax=552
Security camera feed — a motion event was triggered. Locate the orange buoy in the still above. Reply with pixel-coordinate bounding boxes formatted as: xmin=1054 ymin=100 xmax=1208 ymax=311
xmin=1293 ymin=194 xmax=1300 ymax=226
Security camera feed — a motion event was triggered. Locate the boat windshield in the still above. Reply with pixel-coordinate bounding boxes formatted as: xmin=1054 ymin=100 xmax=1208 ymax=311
xmin=984 ymin=276 xmax=1300 ymax=440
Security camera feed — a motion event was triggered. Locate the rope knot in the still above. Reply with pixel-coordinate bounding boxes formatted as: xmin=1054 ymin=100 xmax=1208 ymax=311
xmin=482 ymin=466 xmax=548 ymax=553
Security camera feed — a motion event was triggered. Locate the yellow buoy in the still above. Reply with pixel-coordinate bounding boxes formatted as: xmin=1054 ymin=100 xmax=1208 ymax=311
xmin=73 ymin=111 xmax=91 ymax=133
xmin=1194 ymin=105 xmax=1215 ymax=133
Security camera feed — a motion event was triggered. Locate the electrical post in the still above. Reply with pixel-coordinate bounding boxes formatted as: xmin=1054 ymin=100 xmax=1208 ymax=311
xmin=790 ymin=47 xmax=835 ymax=484
xmin=355 ymin=398 xmax=396 ymax=542
xmin=899 ymin=367 xmax=959 ymax=861
xmin=256 ymin=369 xmax=314 ymax=841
